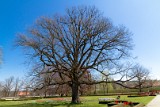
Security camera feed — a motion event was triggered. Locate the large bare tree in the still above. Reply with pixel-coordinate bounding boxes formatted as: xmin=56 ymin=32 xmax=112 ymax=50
xmin=17 ymin=6 xmax=133 ymax=103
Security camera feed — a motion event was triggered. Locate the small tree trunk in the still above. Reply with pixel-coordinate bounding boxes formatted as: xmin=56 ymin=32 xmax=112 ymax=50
xmin=106 ymin=83 xmax=109 ymax=94
xmin=44 ymin=86 xmax=47 ymax=98
xmin=94 ymin=84 xmax=97 ymax=94
xmin=103 ymin=84 xmax=105 ymax=94
xmin=139 ymin=85 xmax=142 ymax=92
xmin=71 ymin=83 xmax=80 ymax=103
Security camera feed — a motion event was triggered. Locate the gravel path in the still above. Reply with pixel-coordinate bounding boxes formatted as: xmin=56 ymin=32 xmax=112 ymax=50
xmin=146 ymin=95 xmax=160 ymax=107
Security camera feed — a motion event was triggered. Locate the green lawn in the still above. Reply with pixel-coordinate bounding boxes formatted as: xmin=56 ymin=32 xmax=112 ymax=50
xmin=0 ymin=95 xmax=155 ymax=107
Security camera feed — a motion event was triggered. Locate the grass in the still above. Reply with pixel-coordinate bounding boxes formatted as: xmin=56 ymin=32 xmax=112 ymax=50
xmin=0 ymin=95 xmax=155 ymax=107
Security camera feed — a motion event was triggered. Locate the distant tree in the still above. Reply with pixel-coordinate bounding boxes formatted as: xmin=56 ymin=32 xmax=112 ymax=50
xmin=13 ymin=78 xmax=23 ymax=97
xmin=130 ymin=64 xmax=151 ymax=92
xmin=100 ymin=70 xmax=113 ymax=94
xmin=0 ymin=82 xmax=3 ymax=97
xmin=79 ymin=84 xmax=92 ymax=95
xmin=2 ymin=76 xmax=14 ymax=97
xmin=17 ymin=6 xmax=133 ymax=103
xmin=1 ymin=77 xmax=23 ymax=97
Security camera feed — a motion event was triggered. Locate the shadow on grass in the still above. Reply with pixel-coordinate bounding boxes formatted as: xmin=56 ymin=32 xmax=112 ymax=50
xmin=0 ymin=102 xmax=82 ymax=107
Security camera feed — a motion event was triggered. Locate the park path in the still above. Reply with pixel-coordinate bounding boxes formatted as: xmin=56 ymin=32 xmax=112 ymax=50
xmin=145 ymin=95 xmax=160 ymax=107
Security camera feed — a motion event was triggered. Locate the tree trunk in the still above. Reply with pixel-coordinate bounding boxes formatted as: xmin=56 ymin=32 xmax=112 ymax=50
xmin=139 ymin=85 xmax=142 ymax=92
xmin=94 ymin=84 xmax=97 ymax=95
xmin=71 ymin=83 xmax=80 ymax=103
xmin=44 ymin=86 xmax=47 ymax=98
xmin=106 ymin=83 xmax=109 ymax=94
xmin=103 ymin=84 xmax=105 ymax=94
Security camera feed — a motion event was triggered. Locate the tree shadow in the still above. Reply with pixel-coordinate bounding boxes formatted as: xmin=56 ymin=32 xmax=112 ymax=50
xmin=0 ymin=102 xmax=82 ymax=107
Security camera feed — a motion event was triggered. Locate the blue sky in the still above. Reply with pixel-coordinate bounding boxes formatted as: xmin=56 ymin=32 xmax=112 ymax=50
xmin=0 ymin=0 xmax=160 ymax=80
